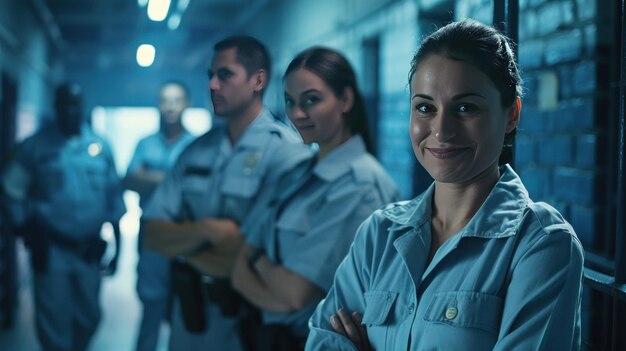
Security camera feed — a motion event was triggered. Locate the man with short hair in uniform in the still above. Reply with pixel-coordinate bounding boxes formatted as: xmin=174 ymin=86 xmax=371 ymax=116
xmin=124 ymin=80 xmax=196 ymax=351
xmin=1 ymin=82 xmax=125 ymax=351
xmin=143 ymin=36 xmax=310 ymax=350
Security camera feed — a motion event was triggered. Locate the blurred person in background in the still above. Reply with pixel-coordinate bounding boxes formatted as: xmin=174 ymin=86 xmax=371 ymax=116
xmin=124 ymin=80 xmax=195 ymax=351
xmin=1 ymin=82 xmax=125 ymax=351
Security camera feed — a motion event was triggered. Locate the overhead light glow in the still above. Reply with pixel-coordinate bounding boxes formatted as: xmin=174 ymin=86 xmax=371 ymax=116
xmin=177 ymin=0 xmax=190 ymax=12
xmin=168 ymin=14 xmax=181 ymax=30
xmin=136 ymin=44 xmax=156 ymax=67
xmin=147 ymin=0 xmax=171 ymax=22
xmin=137 ymin=0 xmax=149 ymax=7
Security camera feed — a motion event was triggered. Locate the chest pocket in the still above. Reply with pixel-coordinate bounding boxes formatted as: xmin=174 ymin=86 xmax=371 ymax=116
xmin=181 ymin=170 xmax=212 ymax=219
xmin=423 ymin=291 xmax=502 ymax=335
xmin=361 ymin=290 xmax=398 ymax=350
xmin=220 ymin=174 xmax=262 ymax=220
xmin=362 ymin=290 xmax=398 ymax=325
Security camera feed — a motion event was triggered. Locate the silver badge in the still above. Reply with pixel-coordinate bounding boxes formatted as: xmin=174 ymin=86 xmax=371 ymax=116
xmin=87 ymin=142 xmax=102 ymax=157
xmin=243 ymin=151 xmax=261 ymax=175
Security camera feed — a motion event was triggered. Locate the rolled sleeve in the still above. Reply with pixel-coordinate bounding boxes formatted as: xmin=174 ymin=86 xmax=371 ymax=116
xmin=282 ymin=186 xmax=381 ymax=291
xmin=306 ymin=215 xmax=375 ymax=351
xmin=142 ymin=160 xmax=183 ymax=221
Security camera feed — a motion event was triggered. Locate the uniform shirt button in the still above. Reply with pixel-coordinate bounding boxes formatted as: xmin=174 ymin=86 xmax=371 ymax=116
xmin=408 ymin=303 xmax=415 ymax=314
xmin=445 ymin=306 xmax=458 ymax=320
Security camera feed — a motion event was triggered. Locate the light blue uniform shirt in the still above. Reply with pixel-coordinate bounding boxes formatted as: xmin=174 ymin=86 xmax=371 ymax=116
xmin=306 ymin=164 xmax=584 ymax=350
xmin=143 ymin=108 xmax=310 ymax=349
xmin=127 ymin=130 xmax=194 ymax=208
xmin=244 ymin=135 xmax=399 ymax=337
xmin=2 ymin=123 xmax=126 ymax=271
xmin=144 ymin=109 xmax=308 ymax=223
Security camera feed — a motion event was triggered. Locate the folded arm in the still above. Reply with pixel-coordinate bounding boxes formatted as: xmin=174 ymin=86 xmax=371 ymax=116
xmin=144 ymin=218 xmax=238 ymax=258
xmin=232 ymin=243 xmax=310 ymax=313
xmin=123 ymin=167 xmax=165 ymax=197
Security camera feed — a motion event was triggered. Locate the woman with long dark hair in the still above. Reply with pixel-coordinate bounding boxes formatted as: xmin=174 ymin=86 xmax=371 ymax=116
xmin=232 ymin=47 xmax=398 ymax=350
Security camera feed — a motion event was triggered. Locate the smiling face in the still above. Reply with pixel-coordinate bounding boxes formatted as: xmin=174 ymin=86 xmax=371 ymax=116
xmin=409 ymin=54 xmax=519 ymax=184
xmin=208 ymin=47 xmax=262 ymax=118
xmin=284 ymin=68 xmax=352 ymax=148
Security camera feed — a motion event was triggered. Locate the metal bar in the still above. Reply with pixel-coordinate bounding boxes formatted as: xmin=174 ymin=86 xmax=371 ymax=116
xmin=615 ymin=0 xmax=626 ymax=285
xmin=583 ymin=268 xmax=626 ymax=302
xmin=614 ymin=1 xmax=626 ymax=349
xmin=585 ymin=250 xmax=616 ymax=275
xmin=506 ymin=0 xmax=519 ymax=59
xmin=493 ymin=0 xmax=505 ymax=32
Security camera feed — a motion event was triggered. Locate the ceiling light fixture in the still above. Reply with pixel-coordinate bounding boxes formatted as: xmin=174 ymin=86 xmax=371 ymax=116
xmin=136 ymin=44 xmax=156 ymax=67
xmin=147 ymin=0 xmax=171 ymax=22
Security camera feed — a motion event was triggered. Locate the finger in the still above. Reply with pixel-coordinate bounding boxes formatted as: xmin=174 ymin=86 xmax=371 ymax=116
xmin=330 ymin=314 xmax=347 ymax=336
xmin=352 ymin=312 xmax=370 ymax=351
xmin=337 ymin=308 xmax=360 ymax=344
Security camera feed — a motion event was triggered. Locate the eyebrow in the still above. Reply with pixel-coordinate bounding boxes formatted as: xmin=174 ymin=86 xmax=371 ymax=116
xmin=207 ymin=67 xmax=233 ymax=76
xmin=410 ymin=92 xmax=486 ymax=100
xmin=284 ymin=89 xmax=320 ymax=97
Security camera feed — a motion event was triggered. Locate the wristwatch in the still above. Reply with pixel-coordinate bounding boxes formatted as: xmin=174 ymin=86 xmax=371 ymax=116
xmin=247 ymin=248 xmax=265 ymax=271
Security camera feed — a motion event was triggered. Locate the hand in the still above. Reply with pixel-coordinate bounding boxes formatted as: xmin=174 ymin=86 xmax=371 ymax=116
xmin=202 ymin=219 xmax=244 ymax=251
xmin=330 ymin=308 xmax=370 ymax=351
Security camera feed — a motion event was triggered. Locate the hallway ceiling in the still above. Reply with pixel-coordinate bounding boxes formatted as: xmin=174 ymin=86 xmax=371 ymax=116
xmin=43 ymin=0 xmax=269 ymax=71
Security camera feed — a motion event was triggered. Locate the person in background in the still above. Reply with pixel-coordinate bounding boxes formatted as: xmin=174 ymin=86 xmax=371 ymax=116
xmin=1 ymin=82 xmax=125 ymax=351
xmin=142 ymin=36 xmax=309 ymax=350
xmin=232 ymin=47 xmax=398 ymax=351
xmin=306 ymin=19 xmax=584 ymax=351
xmin=124 ymin=81 xmax=195 ymax=351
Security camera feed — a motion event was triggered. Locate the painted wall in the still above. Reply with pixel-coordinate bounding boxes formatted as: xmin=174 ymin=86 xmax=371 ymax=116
xmin=0 ymin=0 xmax=63 ymax=141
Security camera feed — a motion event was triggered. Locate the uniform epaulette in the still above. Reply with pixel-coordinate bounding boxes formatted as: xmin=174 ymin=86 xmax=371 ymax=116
xmin=350 ymin=155 xmax=377 ymax=184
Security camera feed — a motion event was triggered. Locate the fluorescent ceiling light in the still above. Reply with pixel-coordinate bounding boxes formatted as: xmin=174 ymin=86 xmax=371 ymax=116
xmin=136 ymin=44 xmax=156 ymax=67
xmin=137 ymin=0 xmax=149 ymax=7
xmin=147 ymin=0 xmax=171 ymax=22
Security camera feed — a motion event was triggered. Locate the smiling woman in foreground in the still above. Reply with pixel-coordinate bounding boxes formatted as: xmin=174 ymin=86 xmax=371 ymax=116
xmin=305 ymin=19 xmax=584 ymax=351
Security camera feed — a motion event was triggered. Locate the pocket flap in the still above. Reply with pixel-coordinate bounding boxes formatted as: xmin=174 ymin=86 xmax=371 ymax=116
xmin=221 ymin=175 xmax=261 ymax=198
xmin=424 ymin=291 xmax=502 ymax=334
xmin=362 ymin=290 xmax=398 ymax=326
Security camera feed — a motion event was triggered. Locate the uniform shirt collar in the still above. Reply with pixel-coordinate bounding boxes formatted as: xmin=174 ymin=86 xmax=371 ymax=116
xmin=312 ymin=135 xmax=366 ymax=182
xmin=235 ymin=107 xmax=278 ymax=148
xmin=383 ymin=164 xmax=530 ymax=239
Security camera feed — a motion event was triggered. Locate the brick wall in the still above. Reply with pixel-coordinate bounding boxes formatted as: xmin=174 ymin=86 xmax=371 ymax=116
xmin=517 ymin=0 xmax=607 ymax=249
xmin=458 ymin=0 xmax=608 ymax=250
